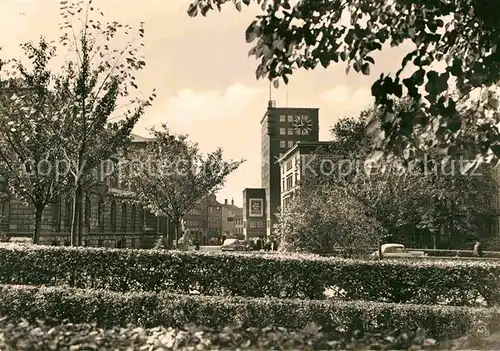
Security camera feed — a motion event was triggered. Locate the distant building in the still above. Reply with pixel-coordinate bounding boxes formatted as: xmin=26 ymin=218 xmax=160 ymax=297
xmin=277 ymin=141 xmax=332 ymax=211
xmin=242 ymin=188 xmax=266 ymax=239
xmin=0 ymin=133 xmax=173 ymax=248
xmin=183 ymin=194 xmax=222 ymax=245
xmin=260 ymin=100 xmax=319 ymax=237
xmin=221 ymin=198 xmax=243 ymax=239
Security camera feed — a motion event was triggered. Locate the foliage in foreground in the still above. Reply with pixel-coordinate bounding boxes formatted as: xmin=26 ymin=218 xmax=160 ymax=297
xmin=1 ymin=244 xmax=499 ymax=305
xmin=276 ymin=185 xmax=383 ymax=254
xmin=0 ymin=284 xmax=499 ymax=340
xmin=2 ymin=318 xmax=500 ymax=351
xmin=298 ymin=109 xmax=497 ymax=249
xmin=188 ymin=0 xmax=500 ymax=162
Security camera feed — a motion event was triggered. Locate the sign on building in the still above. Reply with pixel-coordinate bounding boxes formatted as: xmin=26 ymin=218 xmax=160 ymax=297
xmin=249 ymin=198 xmax=263 ymax=217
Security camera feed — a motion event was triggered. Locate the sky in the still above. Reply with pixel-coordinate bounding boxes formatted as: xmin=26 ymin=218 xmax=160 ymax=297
xmin=0 ymin=0 xmax=414 ymax=207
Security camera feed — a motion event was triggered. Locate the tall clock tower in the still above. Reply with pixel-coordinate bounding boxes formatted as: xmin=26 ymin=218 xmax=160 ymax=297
xmin=260 ymin=100 xmax=319 ymax=237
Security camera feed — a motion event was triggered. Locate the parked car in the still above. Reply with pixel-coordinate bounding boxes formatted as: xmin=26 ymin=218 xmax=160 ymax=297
xmin=371 ymin=243 xmax=427 ymax=259
xmin=221 ymin=239 xmax=245 ymax=251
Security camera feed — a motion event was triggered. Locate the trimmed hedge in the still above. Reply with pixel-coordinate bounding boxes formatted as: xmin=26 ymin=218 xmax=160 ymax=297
xmin=2 ymin=319 xmax=500 ymax=350
xmin=0 ymin=284 xmax=499 ymax=339
xmin=0 ymin=244 xmax=499 ymax=306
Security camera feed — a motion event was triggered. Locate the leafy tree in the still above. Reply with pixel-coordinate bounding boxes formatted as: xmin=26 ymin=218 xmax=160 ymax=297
xmin=276 ymin=184 xmax=383 ymax=255
xmin=55 ymin=0 xmax=155 ymax=245
xmin=303 ymin=106 xmax=497 ymax=248
xmin=127 ymin=124 xmax=244 ymax=247
xmin=0 ymin=39 xmax=72 ymax=244
xmin=188 ymin=0 xmax=500 ymax=162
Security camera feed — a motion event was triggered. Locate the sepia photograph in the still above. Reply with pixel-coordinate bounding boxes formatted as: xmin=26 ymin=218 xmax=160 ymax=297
xmin=0 ymin=0 xmax=499 ymax=349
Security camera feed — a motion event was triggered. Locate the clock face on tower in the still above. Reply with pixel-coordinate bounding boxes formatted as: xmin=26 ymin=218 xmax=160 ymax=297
xmin=292 ymin=115 xmax=312 ymax=135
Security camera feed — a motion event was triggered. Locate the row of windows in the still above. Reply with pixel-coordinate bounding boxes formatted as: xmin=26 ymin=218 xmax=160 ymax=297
xmin=281 ymin=172 xmax=299 ymax=192
xmin=281 ymin=154 xmax=301 ymax=174
xmin=279 ymin=128 xmax=296 ymax=136
xmin=185 ymin=219 xmax=201 ymax=228
xmin=187 ymin=207 xmax=202 ymax=215
xmin=279 ymin=140 xmax=296 ymax=149
xmin=50 ymin=198 xmax=142 ymax=232
xmin=248 ymin=219 xmax=265 ymax=229
xmin=279 ymin=115 xmax=296 ymax=123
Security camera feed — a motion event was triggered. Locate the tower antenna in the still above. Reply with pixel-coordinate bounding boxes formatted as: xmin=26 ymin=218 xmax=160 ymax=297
xmin=268 ymin=79 xmax=272 ymax=101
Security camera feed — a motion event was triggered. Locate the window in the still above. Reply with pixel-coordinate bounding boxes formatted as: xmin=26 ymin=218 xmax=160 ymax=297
xmin=286 ymin=175 xmax=293 ymax=190
xmin=131 ymin=205 xmax=136 ymax=231
xmin=282 ymin=179 xmax=285 ymax=191
xmin=138 ymin=206 xmax=143 ymax=230
xmin=286 ymin=160 xmax=292 ymax=171
xmin=287 ymin=115 xmax=294 ymax=122
xmin=279 ymin=128 xmax=286 ymax=135
xmin=84 ymin=197 xmax=91 ymax=230
xmin=52 ymin=201 xmax=61 ymax=232
xmin=280 ymin=140 xmax=286 ymax=148
xmin=249 ymin=220 xmax=257 ymax=228
xmin=97 ymin=198 xmax=104 ymax=232
xmin=279 ymin=115 xmax=286 ymax=122
xmin=111 ymin=200 xmax=117 ymax=231
xmin=288 ymin=140 xmax=294 ymax=148
xmin=65 ymin=199 xmax=72 ymax=230
xmin=287 ymin=128 xmax=294 ymax=135
xmin=122 ymin=203 xmax=127 ymax=231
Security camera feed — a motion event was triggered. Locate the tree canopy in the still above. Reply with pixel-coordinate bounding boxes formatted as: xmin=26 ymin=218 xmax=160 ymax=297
xmin=302 ymin=106 xmax=497 ymax=249
xmin=188 ymin=0 xmax=500 ymax=163
xmin=127 ymin=124 xmax=244 ymax=246
xmin=0 ymin=39 xmax=72 ymax=243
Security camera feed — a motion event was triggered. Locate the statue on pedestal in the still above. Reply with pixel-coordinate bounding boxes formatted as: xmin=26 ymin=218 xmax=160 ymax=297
xmin=177 ymin=219 xmax=192 ymax=251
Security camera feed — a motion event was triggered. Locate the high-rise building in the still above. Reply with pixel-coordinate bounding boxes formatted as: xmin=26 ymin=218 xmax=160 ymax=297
xmin=260 ymin=100 xmax=319 ymax=236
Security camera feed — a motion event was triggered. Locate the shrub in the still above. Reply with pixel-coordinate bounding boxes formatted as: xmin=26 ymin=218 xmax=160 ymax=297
xmin=276 ymin=186 xmax=383 ymax=254
xmin=0 ymin=244 xmax=499 ymax=306
xmin=2 ymin=319 xmax=500 ymax=350
xmin=0 ymin=284 xmax=499 ymax=339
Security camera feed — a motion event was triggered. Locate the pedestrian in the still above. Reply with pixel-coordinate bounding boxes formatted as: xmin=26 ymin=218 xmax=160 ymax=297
xmin=256 ymin=238 xmax=262 ymax=251
xmin=473 ymin=241 xmax=484 ymax=257
xmin=194 ymin=237 xmax=200 ymax=251
xmin=265 ymin=238 xmax=271 ymax=251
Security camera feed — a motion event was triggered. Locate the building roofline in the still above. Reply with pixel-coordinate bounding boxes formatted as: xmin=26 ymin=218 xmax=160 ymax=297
xmin=130 ymin=133 xmax=154 ymax=143
xmin=277 ymin=141 xmax=332 ymax=163
xmin=260 ymin=106 xmax=320 ymax=124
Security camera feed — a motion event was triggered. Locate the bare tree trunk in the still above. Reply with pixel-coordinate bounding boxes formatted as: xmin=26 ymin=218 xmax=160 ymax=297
xmin=70 ymin=187 xmax=80 ymax=246
xmin=174 ymin=219 xmax=180 ymax=249
xmin=77 ymin=185 xmax=84 ymax=246
xmin=33 ymin=206 xmax=43 ymax=244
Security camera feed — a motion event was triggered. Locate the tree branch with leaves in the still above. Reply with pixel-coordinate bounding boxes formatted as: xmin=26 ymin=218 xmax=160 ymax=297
xmin=127 ymin=124 xmax=244 ymax=248
xmin=56 ymin=0 xmax=156 ymax=245
xmin=188 ymin=0 xmax=500 ymax=163
xmin=0 ymin=38 xmax=72 ymax=243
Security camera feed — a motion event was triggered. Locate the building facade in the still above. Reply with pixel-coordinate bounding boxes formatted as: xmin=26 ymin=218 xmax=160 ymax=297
xmin=221 ymin=198 xmax=244 ymax=239
xmin=0 ymin=134 xmax=174 ymax=248
xmin=260 ymin=101 xmax=319 ymax=236
xmin=183 ymin=194 xmax=222 ymax=245
xmin=242 ymin=188 xmax=266 ymax=238
xmin=278 ymin=141 xmax=332 ymax=211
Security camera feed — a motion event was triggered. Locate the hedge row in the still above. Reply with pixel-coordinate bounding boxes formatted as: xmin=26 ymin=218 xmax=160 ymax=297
xmin=1 ymin=244 xmax=499 ymax=306
xmin=2 ymin=319 xmax=500 ymax=351
xmin=326 ymin=247 xmax=500 ymax=259
xmin=0 ymin=284 xmax=499 ymax=340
